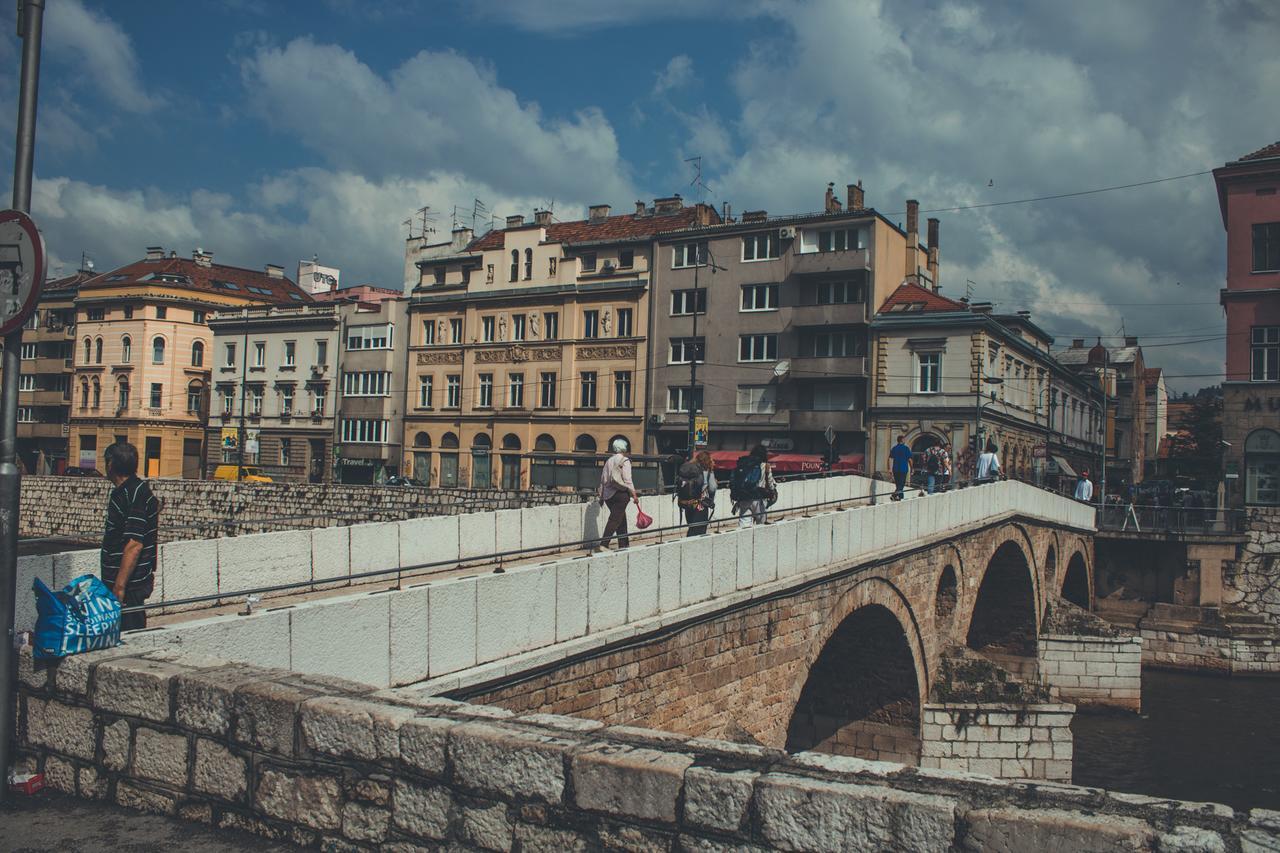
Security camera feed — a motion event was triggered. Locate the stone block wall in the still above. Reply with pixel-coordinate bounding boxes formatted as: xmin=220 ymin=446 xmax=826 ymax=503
xmin=920 ymin=703 xmax=1075 ymax=782
xmin=1224 ymin=506 xmax=1280 ymax=627
xmin=1039 ymin=634 xmax=1143 ymax=711
xmin=812 ymin=719 xmax=919 ymax=765
xmin=16 ymin=645 xmax=1273 ymax=852
xmin=1140 ymin=625 xmax=1280 ymax=674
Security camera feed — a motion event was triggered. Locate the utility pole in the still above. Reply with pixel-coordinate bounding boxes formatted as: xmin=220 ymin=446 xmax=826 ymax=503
xmin=1 ymin=0 xmax=45 ymax=801
xmin=687 ymin=244 xmax=701 ymax=457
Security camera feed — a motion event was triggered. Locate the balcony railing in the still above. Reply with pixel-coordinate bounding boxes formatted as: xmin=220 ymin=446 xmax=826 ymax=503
xmin=790 ymin=355 xmax=868 ymax=378
xmin=790 ymin=302 xmax=869 ymax=327
xmin=789 ymin=248 xmax=872 ymax=276
xmin=788 ymin=409 xmax=864 ymax=432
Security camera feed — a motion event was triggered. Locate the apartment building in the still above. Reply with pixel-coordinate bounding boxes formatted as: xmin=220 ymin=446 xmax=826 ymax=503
xmin=205 ymin=303 xmax=340 ymax=482
xmin=1057 ymin=338 xmax=1148 ymax=488
xmin=869 ymin=284 xmax=1104 ymax=485
xmin=645 ymin=184 xmax=934 ymax=460
xmin=404 ymin=199 xmax=715 ymax=489
xmin=1143 ymin=367 xmax=1168 ymax=479
xmin=335 ymin=297 xmax=409 ymax=484
xmin=13 ymin=269 xmax=92 ymax=473
xmin=69 ymin=247 xmax=311 ymax=478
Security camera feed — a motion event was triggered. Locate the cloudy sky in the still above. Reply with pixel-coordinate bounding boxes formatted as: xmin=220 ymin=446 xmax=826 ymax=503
xmin=1 ymin=0 xmax=1277 ymax=393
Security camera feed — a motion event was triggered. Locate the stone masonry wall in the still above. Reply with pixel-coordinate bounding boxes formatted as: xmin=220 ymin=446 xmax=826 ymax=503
xmin=19 ymin=475 xmax=581 ymax=542
xmin=1140 ymin=625 xmax=1280 ymax=675
xmin=920 ymin=703 xmax=1075 ymax=782
xmin=1039 ymin=634 xmax=1143 ymax=711
xmin=1224 ymin=506 xmax=1280 ymax=627
xmin=16 ymin=645 xmax=1275 ymax=853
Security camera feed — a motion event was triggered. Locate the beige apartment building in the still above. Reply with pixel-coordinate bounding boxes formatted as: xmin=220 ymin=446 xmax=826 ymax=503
xmin=69 ymin=247 xmax=311 ymax=478
xmin=405 ymin=199 xmax=715 ymax=488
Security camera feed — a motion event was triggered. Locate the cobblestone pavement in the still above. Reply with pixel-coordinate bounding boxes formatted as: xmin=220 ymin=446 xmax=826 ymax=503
xmin=0 ymin=791 xmax=299 ymax=852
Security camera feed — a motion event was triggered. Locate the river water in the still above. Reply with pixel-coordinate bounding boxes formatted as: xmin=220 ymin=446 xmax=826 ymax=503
xmin=1072 ymin=669 xmax=1280 ymax=812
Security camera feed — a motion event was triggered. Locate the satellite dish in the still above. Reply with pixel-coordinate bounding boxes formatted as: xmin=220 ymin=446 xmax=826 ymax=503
xmin=773 ymin=359 xmax=790 ymax=378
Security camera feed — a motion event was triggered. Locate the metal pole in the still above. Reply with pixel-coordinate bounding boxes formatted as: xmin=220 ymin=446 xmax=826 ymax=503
xmin=2 ymin=0 xmax=45 ymax=800
xmin=687 ymin=246 xmax=699 ymax=458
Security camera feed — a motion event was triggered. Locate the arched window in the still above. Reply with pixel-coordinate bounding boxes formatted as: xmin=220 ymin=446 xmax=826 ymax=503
xmin=117 ymin=380 xmax=129 ymax=412
xmin=510 ymin=249 xmax=519 ymax=282
xmin=574 ymin=434 xmax=597 ymax=454
xmin=121 ymin=335 xmax=132 ymax=363
xmin=534 ymin=433 xmax=556 ymax=452
xmin=524 ymin=248 xmax=533 ymax=280
xmin=413 ymin=432 xmax=432 ymax=448
xmin=502 ymin=433 xmax=522 ymax=450
xmin=91 ymin=380 xmax=100 ymax=410
xmin=472 ymin=433 xmax=492 ymax=449
xmin=187 ymin=380 xmax=205 ymax=414
xmin=80 ymin=380 xmax=89 ymax=409
xmin=1246 ymin=429 xmax=1280 ymax=505
xmin=152 ymin=336 xmax=166 ymax=364
xmin=440 ymin=432 xmax=460 ymax=449
xmin=94 ymin=337 xmax=103 ymax=364
xmin=191 ymin=340 xmax=205 ymax=367
xmin=83 ymin=337 xmax=91 ymax=363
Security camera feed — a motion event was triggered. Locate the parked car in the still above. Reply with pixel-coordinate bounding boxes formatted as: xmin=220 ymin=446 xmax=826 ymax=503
xmin=61 ymin=467 xmax=103 ymax=477
xmin=211 ymin=464 xmax=272 ymax=483
xmin=384 ymin=475 xmax=426 ymax=487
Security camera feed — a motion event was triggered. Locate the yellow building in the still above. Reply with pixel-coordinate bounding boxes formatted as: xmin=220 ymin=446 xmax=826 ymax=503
xmin=404 ymin=200 xmax=717 ymax=488
xmin=69 ymin=247 xmax=311 ymax=478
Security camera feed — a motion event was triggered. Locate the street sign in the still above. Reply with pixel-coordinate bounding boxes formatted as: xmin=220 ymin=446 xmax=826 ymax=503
xmin=693 ymin=415 xmax=709 ymax=447
xmin=0 ymin=209 xmax=44 ymax=335
xmin=824 ymin=425 xmax=836 ymax=446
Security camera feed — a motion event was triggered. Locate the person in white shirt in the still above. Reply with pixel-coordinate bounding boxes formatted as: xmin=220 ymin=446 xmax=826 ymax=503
xmin=597 ymin=438 xmax=637 ymax=552
xmin=1074 ymin=470 xmax=1094 ymax=502
xmin=976 ymin=442 xmax=1001 ymax=482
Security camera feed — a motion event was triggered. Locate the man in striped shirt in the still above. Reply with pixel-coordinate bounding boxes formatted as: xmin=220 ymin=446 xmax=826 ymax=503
xmin=100 ymin=442 xmax=160 ymax=631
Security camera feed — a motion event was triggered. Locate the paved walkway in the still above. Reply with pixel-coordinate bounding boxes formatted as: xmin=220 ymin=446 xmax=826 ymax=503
xmin=0 ymin=791 xmax=298 ymax=852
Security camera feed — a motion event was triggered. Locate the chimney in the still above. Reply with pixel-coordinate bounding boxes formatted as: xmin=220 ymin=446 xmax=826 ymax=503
xmin=1072 ymin=338 xmax=1085 ymax=348
xmin=534 ymin=210 xmax=552 ymax=226
xmin=193 ymin=248 xmax=213 ymax=267
xmin=742 ymin=210 xmax=768 ymax=223
xmin=168 ymin=250 xmax=177 ymax=259
xmin=265 ymin=264 xmax=284 ymax=279
xmin=505 ymin=214 xmax=525 ymax=228
xmin=696 ymin=202 xmax=715 ymax=226
xmin=970 ymin=301 xmax=993 ymax=315
xmin=145 ymin=246 xmax=164 ymax=260
xmin=653 ymin=196 xmax=682 ymax=214
xmin=926 ymin=217 xmax=940 ymax=292
xmin=824 ymin=183 xmax=836 ymax=213
xmin=635 ymin=200 xmax=646 ymax=215
xmin=847 ymin=181 xmax=865 ymax=210
xmin=452 ymin=226 xmax=474 ymax=250
xmin=904 ymin=200 xmax=920 ymax=282
xmin=1125 ymin=336 xmax=1138 ymax=347
xmin=588 ymin=204 xmax=611 ymax=223
xmin=905 ymin=199 xmax=919 ymax=236
xmin=721 ymin=201 xmax=731 ymax=222
xmin=1017 ymin=310 xmax=1031 ymax=319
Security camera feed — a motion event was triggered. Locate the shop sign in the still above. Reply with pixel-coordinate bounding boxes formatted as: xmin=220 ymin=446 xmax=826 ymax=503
xmin=1243 ymin=397 xmax=1280 ymax=413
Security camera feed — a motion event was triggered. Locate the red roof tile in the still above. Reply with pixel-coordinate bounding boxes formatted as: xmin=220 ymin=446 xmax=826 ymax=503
xmin=466 ymin=205 xmax=714 ymax=252
xmin=79 ymin=255 xmax=311 ymax=305
xmin=877 ymin=281 xmax=969 ymax=314
xmin=1238 ymin=141 xmax=1280 ymax=162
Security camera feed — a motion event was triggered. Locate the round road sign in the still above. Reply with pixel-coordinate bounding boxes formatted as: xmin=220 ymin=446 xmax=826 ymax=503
xmin=0 ymin=209 xmax=46 ymax=336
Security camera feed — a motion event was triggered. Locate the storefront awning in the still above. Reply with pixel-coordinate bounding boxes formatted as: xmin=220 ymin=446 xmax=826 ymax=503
xmin=706 ymin=451 xmax=864 ymax=474
xmin=1051 ymin=455 xmax=1077 ymax=478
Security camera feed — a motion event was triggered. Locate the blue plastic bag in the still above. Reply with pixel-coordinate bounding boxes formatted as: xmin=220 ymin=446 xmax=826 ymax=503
xmin=32 ymin=574 xmax=121 ymax=660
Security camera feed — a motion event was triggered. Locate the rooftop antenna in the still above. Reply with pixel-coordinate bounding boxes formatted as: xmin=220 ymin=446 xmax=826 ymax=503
xmin=417 ymin=205 xmax=436 ymax=239
xmin=964 ymin=279 xmax=976 ymax=302
xmin=471 ymin=198 xmax=488 ymax=232
xmin=685 ymin=155 xmax=712 ymax=203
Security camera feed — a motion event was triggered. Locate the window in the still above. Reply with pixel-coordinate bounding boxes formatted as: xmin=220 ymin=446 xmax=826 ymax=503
xmin=150 ymin=383 xmax=163 ymax=408
xmin=80 ymin=381 xmax=88 ymax=409
xmin=539 ymin=371 xmax=557 ymax=408
xmin=283 ymin=341 xmax=296 ymax=367
xmin=524 ymin=248 xmax=533 ymax=280
xmin=121 ymin=336 xmax=132 ymax=363
xmin=446 ymin=375 xmax=461 ymax=408
xmin=478 ymin=373 xmax=494 ymax=408
xmin=616 ymin=308 xmax=632 ymax=337
xmin=250 ymin=387 xmax=263 ymax=415
xmin=281 ymin=387 xmax=294 ymax=415
xmin=482 ymin=316 xmax=496 ymax=342
xmin=82 ymin=337 xmax=91 ymax=362
xmin=548 ymin=257 xmax=558 ymax=277
xmin=347 ymin=323 xmax=393 ymax=350
xmin=123 ymin=306 xmax=133 ymax=319
xmin=341 ymin=371 xmax=390 ymax=396
xmin=1254 ymin=222 xmax=1280 ymax=272
xmin=619 ymin=249 xmax=634 ymax=268
xmin=152 ymin=337 xmax=166 ymax=364
xmin=543 ymin=312 xmax=559 ymax=340
xmin=20 ymin=342 xmax=36 ymax=360
xmin=580 ymin=252 xmax=597 ymax=273
xmin=736 ymin=385 xmax=776 ymax=414
xmin=742 ymin=231 xmax=780 ymax=261
xmin=817 ymin=227 xmax=861 ymax=252
xmin=280 ymin=438 xmax=292 ymax=466
xmin=87 ymin=307 xmax=104 ymax=321
xmin=433 ymin=266 xmax=446 ymax=286
xmin=156 ymin=306 xmax=167 ymax=320
xmin=19 ymin=374 xmax=34 ymax=391
xmin=449 ymin=318 xmax=463 ymax=344
xmin=191 ymin=340 xmax=205 ymax=367
xmin=804 ymin=331 xmax=863 ymax=357
xmin=510 ymin=250 xmax=519 ymax=282
xmin=917 ymin=352 xmax=941 ymax=393
xmin=1246 ymin=429 xmax=1280 ymax=505
xmin=341 ymin=419 xmax=389 ymax=444
xmin=580 ymin=371 xmax=597 ymax=408
xmin=193 ymin=310 xmax=206 ymax=324
xmin=741 ymin=283 xmax=779 ymax=311
xmin=810 ymin=382 xmax=859 ymax=411
xmin=94 ymin=338 xmax=103 ymax=364
xmin=188 ymin=383 xmax=204 ymax=413
xmin=739 ymin=334 xmax=778 ymax=362
xmin=669 ymin=337 xmax=705 ymax=364
xmin=418 ymin=375 xmax=434 ymax=408
xmin=671 ymin=289 xmax=707 ymax=315
xmin=673 ymin=241 xmax=707 ymax=268
xmin=816 ymin=281 xmax=863 ymax=304
xmin=311 ymin=387 xmax=326 ymax=415
xmin=509 ymin=373 xmax=524 ymax=408
xmin=253 ymin=341 xmax=265 ymax=367
xmin=222 ymin=389 xmax=232 ymax=415
xmin=119 ymin=381 xmax=132 ymax=411
xmin=315 ymin=339 xmax=328 ymax=366
xmin=422 ymin=320 xmax=436 ymax=345
xmin=613 ymin=370 xmax=632 ymax=408
xmin=17 ymin=407 xmax=32 ymax=423
xmin=512 ymin=314 xmax=526 ymax=341
xmin=667 ymin=385 xmax=704 ymax=413
xmin=1253 ymin=327 xmax=1280 ymax=380
xmin=583 ymin=310 xmax=599 ymax=339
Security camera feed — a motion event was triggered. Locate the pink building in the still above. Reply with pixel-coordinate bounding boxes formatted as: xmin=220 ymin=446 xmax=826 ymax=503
xmin=1214 ymin=141 xmax=1280 ymax=505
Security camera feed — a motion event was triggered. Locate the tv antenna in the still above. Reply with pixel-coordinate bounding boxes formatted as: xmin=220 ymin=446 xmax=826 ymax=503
xmin=685 ymin=155 xmax=713 ymax=203
xmin=964 ymin=279 xmax=976 ymax=301
xmin=471 ymin=198 xmax=488 ymax=232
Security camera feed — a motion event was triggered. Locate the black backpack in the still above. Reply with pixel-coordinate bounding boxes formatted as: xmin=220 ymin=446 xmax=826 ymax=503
xmin=729 ymin=456 xmax=763 ymax=502
xmin=926 ymin=450 xmax=940 ymax=474
xmin=676 ymin=462 xmax=704 ymax=504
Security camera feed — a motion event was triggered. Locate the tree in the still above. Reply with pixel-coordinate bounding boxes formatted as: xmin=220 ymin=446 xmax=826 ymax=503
xmin=1165 ymin=395 xmax=1223 ymax=484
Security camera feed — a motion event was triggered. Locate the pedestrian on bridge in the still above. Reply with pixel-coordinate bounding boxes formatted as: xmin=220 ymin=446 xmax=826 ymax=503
xmin=677 ymin=451 xmax=717 ymax=536
xmin=731 ymin=445 xmax=776 ymax=528
xmin=1074 ymin=469 xmax=1094 ymax=502
xmin=99 ymin=442 xmax=160 ymax=631
xmin=976 ymin=441 xmax=1002 ymax=483
xmin=596 ymin=438 xmax=638 ymax=552
xmin=888 ymin=435 xmax=913 ymax=500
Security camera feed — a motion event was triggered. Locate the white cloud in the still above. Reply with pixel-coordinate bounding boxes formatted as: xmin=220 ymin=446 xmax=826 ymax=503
xmin=653 ymin=55 xmax=695 ymax=96
xmin=43 ymin=0 xmax=163 ymax=113
xmin=467 ymin=0 xmax=733 ymax=34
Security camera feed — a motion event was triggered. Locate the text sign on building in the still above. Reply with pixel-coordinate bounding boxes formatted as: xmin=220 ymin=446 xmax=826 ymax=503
xmin=694 ymin=416 xmax=709 ymax=447
xmin=0 ymin=209 xmax=45 ymax=336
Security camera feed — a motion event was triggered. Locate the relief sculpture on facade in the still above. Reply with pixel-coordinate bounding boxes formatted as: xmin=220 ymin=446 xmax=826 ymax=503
xmin=578 ymin=344 xmax=637 ymax=360
xmin=416 ymin=350 xmax=462 ymax=365
xmin=475 ymin=344 xmax=563 ymax=363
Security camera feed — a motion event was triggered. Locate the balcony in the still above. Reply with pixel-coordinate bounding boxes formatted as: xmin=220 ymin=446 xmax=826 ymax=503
xmin=31 ymin=356 xmax=72 ymax=374
xmin=789 ymin=248 xmax=871 ymax=277
xmin=789 ymin=356 xmax=867 ymax=378
xmin=788 ymin=408 xmax=864 ymax=433
xmin=790 ymin=303 xmax=868 ymax=327
xmin=21 ymin=390 xmax=70 ymax=406
xmin=18 ymin=422 xmax=68 ymax=439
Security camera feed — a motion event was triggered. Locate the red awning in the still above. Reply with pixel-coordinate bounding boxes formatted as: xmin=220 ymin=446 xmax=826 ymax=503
xmin=706 ymin=451 xmax=864 ymax=474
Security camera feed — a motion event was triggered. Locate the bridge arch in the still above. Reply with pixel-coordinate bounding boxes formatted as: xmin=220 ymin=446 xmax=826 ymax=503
xmin=1061 ymin=551 xmax=1091 ymax=609
xmin=961 ymin=538 xmax=1040 ymax=667
xmin=784 ymin=577 xmax=927 ymax=764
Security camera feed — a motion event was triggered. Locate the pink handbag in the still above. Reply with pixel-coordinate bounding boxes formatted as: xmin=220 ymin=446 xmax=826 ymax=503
xmin=635 ymin=501 xmax=653 ymax=530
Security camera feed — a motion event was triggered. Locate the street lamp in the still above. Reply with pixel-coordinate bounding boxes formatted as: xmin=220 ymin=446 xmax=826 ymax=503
xmin=975 ymin=375 xmax=1004 ymax=459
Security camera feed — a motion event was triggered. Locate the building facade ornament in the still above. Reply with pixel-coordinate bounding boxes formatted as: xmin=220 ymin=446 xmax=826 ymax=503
xmin=578 ymin=343 xmax=637 ymax=360
xmin=416 ymin=350 xmax=463 ymax=365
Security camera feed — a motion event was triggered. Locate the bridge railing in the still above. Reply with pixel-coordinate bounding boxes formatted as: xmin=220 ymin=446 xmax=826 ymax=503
xmin=1094 ymin=502 xmax=1244 ymax=535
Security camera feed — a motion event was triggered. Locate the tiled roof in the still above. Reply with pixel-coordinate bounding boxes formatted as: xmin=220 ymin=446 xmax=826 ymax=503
xmin=1237 ymin=141 xmax=1280 ymax=162
xmin=466 ymin=206 xmax=711 ymax=252
xmin=877 ymin=281 xmax=968 ymax=314
xmin=42 ymin=270 xmax=96 ymax=297
xmin=79 ymin=256 xmax=311 ymax=305
xmin=1144 ymin=367 xmax=1163 ymax=388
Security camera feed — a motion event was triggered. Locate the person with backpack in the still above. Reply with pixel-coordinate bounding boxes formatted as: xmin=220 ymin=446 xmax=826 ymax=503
xmin=976 ymin=441 xmax=1002 ymax=483
xmin=677 ymin=451 xmax=717 ymax=536
xmin=731 ymin=445 xmax=775 ymax=528
xmin=888 ymin=435 xmax=913 ymax=500
xmin=923 ymin=442 xmax=945 ymax=494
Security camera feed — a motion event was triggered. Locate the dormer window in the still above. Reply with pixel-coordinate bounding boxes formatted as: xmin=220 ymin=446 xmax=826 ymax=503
xmin=580 ymin=253 xmax=597 ymax=273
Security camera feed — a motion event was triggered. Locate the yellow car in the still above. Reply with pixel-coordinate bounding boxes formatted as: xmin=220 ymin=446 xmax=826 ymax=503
xmin=211 ymin=464 xmax=272 ymax=483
